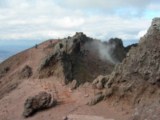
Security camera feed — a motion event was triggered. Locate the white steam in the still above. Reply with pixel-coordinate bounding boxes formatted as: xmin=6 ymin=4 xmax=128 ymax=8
xmin=97 ymin=42 xmax=117 ymax=64
xmin=84 ymin=40 xmax=119 ymax=64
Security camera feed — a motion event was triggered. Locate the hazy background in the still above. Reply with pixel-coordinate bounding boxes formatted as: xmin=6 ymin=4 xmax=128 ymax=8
xmin=0 ymin=39 xmax=138 ymax=62
xmin=0 ymin=0 xmax=159 ymax=62
xmin=0 ymin=40 xmax=44 ymax=62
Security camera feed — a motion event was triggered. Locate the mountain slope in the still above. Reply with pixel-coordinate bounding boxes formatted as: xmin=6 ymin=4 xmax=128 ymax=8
xmin=0 ymin=33 xmax=133 ymax=120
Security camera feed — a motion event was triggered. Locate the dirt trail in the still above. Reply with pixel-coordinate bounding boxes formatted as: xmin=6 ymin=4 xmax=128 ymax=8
xmin=68 ymin=114 xmax=114 ymax=120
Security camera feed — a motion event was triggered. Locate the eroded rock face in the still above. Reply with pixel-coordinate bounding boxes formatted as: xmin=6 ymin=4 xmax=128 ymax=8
xmin=89 ymin=18 xmax=160 ymax=120
xmin=106 ymin=17 xmax=160 ymax=98
xmin=23 ymin=92 xmax=57 ymax=117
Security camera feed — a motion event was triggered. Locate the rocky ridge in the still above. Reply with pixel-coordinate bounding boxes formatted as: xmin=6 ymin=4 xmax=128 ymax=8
xmin=90 ymin=17 xmax=160 ymax=120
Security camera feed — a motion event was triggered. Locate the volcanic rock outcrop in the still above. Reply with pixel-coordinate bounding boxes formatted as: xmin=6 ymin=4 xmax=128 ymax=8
xmin=39 ymin=32 xmax=128 ymax=85
xmin=90 ymin=18 xmax=160 ymax=120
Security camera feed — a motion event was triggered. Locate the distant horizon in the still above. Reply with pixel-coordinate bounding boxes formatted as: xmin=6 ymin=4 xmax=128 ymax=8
xmin=0 ymin=38 xmax=138 ymax=63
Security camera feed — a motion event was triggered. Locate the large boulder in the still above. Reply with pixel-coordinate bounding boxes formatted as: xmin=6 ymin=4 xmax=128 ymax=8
xmin=23 ymin=92 xmax=57 ymax=117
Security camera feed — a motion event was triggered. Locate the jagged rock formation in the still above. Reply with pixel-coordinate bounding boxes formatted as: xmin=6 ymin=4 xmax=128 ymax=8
xmin=90 ymin=18 xmax=160 ymax=120
xmin=23 ymin=92 xmax=57 ymax=117
xmin=39 ymin=32 xmax=128 ymax=85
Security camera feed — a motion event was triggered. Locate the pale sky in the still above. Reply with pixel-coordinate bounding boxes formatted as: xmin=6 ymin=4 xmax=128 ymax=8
xmin=0 ymin=0 xmax=160 ymax=41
